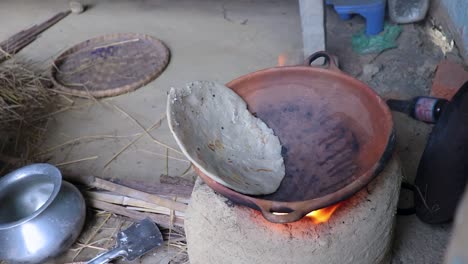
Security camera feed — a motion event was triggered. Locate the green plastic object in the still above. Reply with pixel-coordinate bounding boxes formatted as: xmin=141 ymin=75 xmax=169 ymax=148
xmin=352 ymin=23 xmax=402 ymax=54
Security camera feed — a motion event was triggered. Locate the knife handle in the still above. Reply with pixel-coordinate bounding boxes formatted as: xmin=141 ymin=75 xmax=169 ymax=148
xmin=86 ymin=248 xmax=126 ymax=264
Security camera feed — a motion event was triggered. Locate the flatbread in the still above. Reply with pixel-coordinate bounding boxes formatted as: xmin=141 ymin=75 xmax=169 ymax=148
xmin=167 ymin=81 xmax=285 ymax=195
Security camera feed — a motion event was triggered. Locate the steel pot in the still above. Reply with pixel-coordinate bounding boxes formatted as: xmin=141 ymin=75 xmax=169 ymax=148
xmin=0 ymin=164 xmax=86 ymax=264
xmin=194 ymin=51 xmax=395 ymax=223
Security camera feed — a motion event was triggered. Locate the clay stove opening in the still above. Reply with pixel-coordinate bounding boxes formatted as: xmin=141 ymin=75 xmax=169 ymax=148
xmin=270 ymin=202 xmax=341 ymax=224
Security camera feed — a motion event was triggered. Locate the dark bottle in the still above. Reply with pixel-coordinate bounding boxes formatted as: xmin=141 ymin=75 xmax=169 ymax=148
xmin=386 ymin=96 xmax=449 ymax=123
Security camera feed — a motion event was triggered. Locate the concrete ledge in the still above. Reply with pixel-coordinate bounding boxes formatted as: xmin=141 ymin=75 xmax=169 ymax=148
xmin=299 ymin=0 xmax=326 ymax=58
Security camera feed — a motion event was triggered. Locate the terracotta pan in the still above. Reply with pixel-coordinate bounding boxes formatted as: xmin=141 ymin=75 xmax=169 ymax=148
xmin=194 ymin=51 xmax=395 ymax=223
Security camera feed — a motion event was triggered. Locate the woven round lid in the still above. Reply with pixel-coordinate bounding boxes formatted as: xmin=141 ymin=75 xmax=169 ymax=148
xmin=51 ymin=33 xmax=170 ymax=97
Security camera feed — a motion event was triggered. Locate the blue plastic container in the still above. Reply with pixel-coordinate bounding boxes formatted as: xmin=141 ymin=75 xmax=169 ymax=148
xmin=327 ymin=0 xmax=386 ymax=35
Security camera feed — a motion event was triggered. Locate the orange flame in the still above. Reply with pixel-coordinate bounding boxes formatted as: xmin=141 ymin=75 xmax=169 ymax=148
xmin=306 ymin=203 xmax=341 ymax=224
xmin=277 ymin=54 xmax=287 ymax=66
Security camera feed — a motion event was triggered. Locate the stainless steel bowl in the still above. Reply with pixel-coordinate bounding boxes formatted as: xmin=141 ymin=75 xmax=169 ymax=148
xmin=0 ymin=164 xmax=86 ymax=264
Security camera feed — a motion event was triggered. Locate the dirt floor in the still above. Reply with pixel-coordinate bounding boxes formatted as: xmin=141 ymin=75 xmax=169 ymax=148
xmin=0 ymin=0 xmax=464 ymax=263
xmin=0 ymin=0 xmax=303 ymax=183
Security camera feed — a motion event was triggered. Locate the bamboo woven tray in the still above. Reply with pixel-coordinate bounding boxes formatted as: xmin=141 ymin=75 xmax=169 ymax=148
xmin=51 ymin=33 xmax=170 ymax=98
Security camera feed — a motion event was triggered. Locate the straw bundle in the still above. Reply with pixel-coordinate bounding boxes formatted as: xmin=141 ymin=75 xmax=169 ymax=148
xmin=0 ymin=61 xmax=55 ymax=166
xmin=0 ymin=63 xmax=52 ymax=125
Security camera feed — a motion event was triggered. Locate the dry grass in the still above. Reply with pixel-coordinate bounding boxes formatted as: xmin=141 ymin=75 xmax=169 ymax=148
xmin=71 ymin=212 xmax=113 ymax=261
xmin=0 ymin=63 xmax=52 ymax=124
xmin=0 ymin=60 xmax=57 ymax=168
xmin=0 ymin=59 xmax=100 ymax=170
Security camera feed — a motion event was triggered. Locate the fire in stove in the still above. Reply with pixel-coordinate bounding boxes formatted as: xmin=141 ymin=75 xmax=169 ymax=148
xmin=277 ymin=54 xmax=286 ymax=66
xmin=306 ymin=203 xmax=341 ymax=224
xmin=271 ymin=203 xmax=342 ymax=224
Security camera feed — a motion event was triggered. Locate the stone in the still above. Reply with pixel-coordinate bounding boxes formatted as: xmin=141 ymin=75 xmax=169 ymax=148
xmin=362 ymin=64 xmax=381 ymax=81
xmin=69 ymin=1 xmax=84 ymax=14
xmin=185 ymin=157 xmax=402 ymax=264
xmin=431 ymin=60 xmax=468 ymax=100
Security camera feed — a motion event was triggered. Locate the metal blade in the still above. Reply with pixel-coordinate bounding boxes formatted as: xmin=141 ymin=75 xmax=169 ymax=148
xmin=116 ymin=218 xmax=163 ymax=260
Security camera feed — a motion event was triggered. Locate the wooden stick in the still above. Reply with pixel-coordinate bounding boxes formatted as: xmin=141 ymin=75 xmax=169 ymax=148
xmin=55 ymin=155 xmax=98 ymax=167
xmin=74 ymin=243 xmax=107 ymax=251
xmin=160 ymin=175 xmax=194 ymax=188
xmin=126 ymin=206 xmax=184 ymax=217
xmin=92 ymin=39 xmax=140 ymax=50
xmin=139 ymin=149 xmax=189 ymax=163
xmin=69 ymin=175 xmax=193 ymax=199
xmin=35 ymin=133 xmax=142 ymax=156
xmin=85 ymin=191 xmax=185 ymax=217
xmin=87 ymin=199 xmax=184 ymax=228
xmin=72 ymin=237 xmax=110 ymax=250
xmin=87 ymin=176 xmax=187 ymax=213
